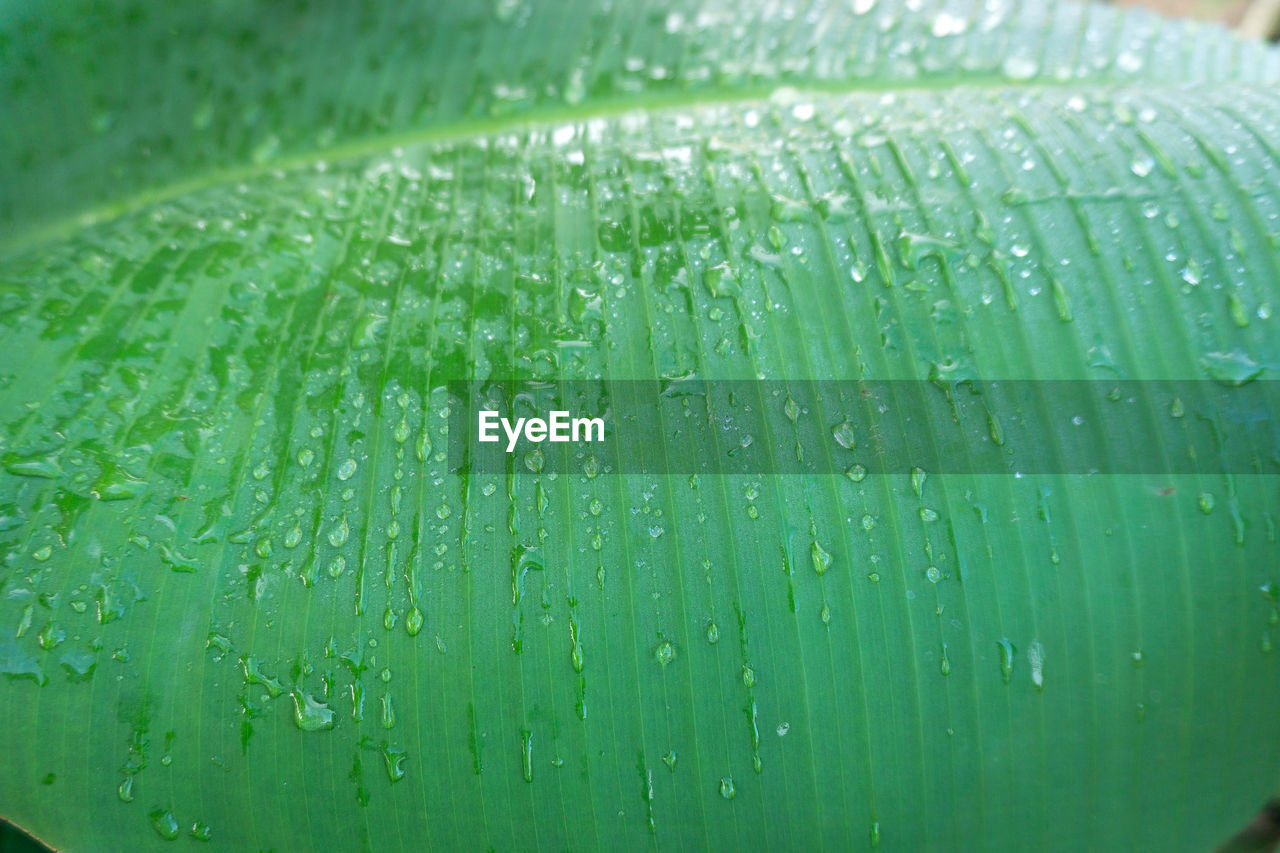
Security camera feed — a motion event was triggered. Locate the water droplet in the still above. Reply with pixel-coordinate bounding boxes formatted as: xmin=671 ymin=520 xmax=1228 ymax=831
xmin=1228 ymin=292 xmax=1250 ymax=328
xmin=1050 ymin=277 xmax=1072 ymax=322
xmin=149 ymin=810 xmax=180 ymax=841
xmin=719 ymin=777 xmax=736 ymax=799
xmin=570 ymin=638 xmax=584 ymax=673
xmin=37 ymin=620 xmax=65 ymax=651
xmin=784 ymin=396 xmax=801 ymax=423
xmin=337 ymin=458 xmax=358 ymax=481
xmin=831 ymin=420 xmax=857 ymax=450
xmin=290 ymin=690 xmax=336 ymax=731
xmin=91 ymin=465 xmax=145 ymax=501
xmin=1201 ymin=349 xmax=1263 ymax=386
xmin=328 ymin=516 xmax=349 ymax=547
xmin=1198 ymin=492 xmax=1215 ymax=514
xmin=930 ymin=11 xmax=968 ymax=36
xmin=997 ymin=638 xmax=1015 ymax=684
xmin=520 ymin=728 xmax=534 ymax=783
xmin=1116 ymin=51 xmax=1143 ymax=73
xmin=811 ymin=540 xmax=833 ymax=576
xmin=654 ymin=640 xmax=675 ymax=667
xmin=406 ymin=607 xmax=424 ymax=637
xmin=381 ymin=744 xmax=407 ymax=782
xmin=3 ymin=455 xmax=62 ymax=478
xmin=60 ymin=650 xmax=96 ymax=682
xmin=1180 ymin=261 xmax=1201 ymax=286
xmin=1002 ymin=56 xmax=1038 ymax=80
xmin=1028 ymin=642 xmax=1045 ymax=690
xmin=241 ymin=656 xmax=285 ymax=698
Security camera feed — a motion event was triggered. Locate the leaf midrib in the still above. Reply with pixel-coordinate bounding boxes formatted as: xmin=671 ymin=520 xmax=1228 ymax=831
xmin=0 ymin=73 xmax=1201 ymax=261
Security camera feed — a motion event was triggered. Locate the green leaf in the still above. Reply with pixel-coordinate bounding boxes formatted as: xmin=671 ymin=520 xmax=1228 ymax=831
xmin=2 ymin=1 xmax=1279 ymax=850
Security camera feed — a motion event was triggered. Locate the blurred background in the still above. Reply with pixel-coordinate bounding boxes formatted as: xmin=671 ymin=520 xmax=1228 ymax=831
xmin=1118 ymin=0 xmax=1279 ymax=37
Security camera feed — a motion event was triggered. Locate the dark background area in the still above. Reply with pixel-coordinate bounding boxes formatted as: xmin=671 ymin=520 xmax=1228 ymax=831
xmin=0 ymin=824 xmax=47 ymax=853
